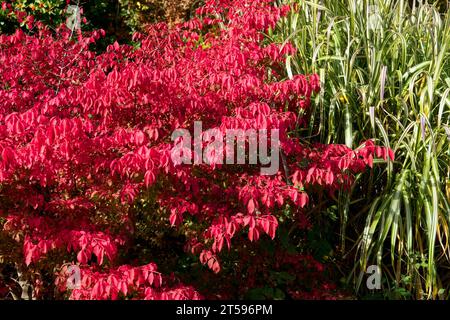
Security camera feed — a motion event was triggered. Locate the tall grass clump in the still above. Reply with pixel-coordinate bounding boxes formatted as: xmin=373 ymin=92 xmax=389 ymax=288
xmin=272 ymin=0 xmax=450 ymax=299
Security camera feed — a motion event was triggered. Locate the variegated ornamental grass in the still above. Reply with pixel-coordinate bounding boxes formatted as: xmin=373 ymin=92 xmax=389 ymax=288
xmin=274 ymin=0 xmax=450 ymax=299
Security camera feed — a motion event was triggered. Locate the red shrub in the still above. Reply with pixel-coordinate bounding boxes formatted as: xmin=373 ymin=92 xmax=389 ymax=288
xmin=0 ymin=0 xmax=392 ymax=299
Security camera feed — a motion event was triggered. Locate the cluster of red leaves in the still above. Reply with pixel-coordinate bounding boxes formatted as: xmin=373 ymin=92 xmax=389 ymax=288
xmin=0 ymin=0 xmax=393 ymax=299
xmin=55 ymin=263 xmax=201 ymax=300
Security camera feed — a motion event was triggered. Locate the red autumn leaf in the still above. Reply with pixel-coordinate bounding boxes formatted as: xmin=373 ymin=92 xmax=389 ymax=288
xmin=248 ymin=227 xmax=260 ymax=242
xmin=299 ymin=192 xmax=309 ymax=208
xmin=247 ymin=198 xmax=256 ymax=214
xmin=144 ymin=170 xmax=156 ymax=188
xmin=367 ymin=154 xmax=374 ymax=168
xmin=134 ymin=131 xmax=145 ymax=146
xmin=169 ymin=212 xmax=180 ymax=227
xmin=24 ymin=247 xmax=34 ymax=266
xmin=77 ymin=250 xmax=88 ymax=264
xmin=388 ymin=149 xmax=395 ymax=161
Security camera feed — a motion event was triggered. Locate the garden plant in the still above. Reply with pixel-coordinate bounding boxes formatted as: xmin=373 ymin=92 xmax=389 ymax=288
xmin=0 ymin=0 xmax=449 ymax=301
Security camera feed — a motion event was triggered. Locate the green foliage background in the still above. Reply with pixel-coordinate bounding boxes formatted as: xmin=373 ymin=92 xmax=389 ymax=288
xmin=0 ymin=0 xmax=200 ymax=42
